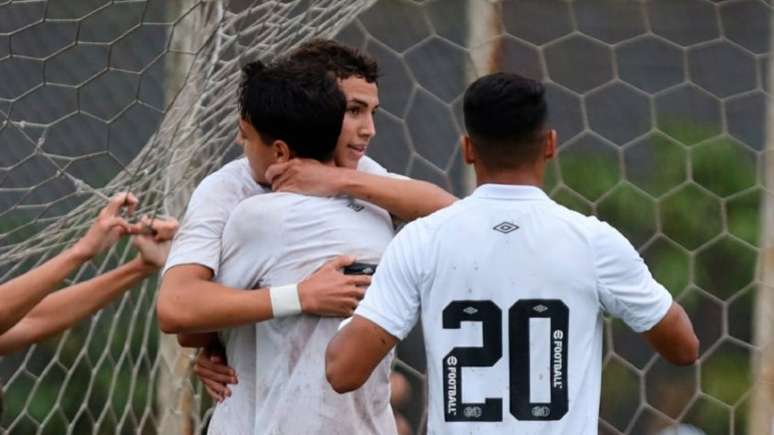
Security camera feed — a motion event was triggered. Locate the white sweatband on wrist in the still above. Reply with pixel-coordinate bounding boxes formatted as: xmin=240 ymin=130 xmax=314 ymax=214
xmin=270 ymin=284 xmax=302 ymax=318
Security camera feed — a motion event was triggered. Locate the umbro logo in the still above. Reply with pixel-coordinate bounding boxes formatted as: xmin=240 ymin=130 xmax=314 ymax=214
xmin=493 ymin=221 xmax=518 ymax=234
xmin=347 ymin=200 xmax=364 ymax=212
xmin=533 ymin=305 xmax=548 ymax=313
xmin=463 ymin=306 xmax=478 ymax=315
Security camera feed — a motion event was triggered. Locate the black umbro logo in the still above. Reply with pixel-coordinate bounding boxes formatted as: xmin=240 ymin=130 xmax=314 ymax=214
xmin=493 ymin=221 xmax=518 ymax=234
xmin=347 ymin=199 xmax=365 ymax=212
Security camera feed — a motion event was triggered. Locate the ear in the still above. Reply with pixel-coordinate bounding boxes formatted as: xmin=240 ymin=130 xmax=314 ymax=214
xmin=544 ymin=129 xmax=557 ymax=160
xmin=461 ymin=135 xmax=476 ymax=165
xmin=273 ymin=140 xmax=293 ymax=163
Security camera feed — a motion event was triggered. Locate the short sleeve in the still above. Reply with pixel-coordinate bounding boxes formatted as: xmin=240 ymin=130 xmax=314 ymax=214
xmin=593 ymin=220 xmax=673 ymax=333
xmin=163 ymin=174 xmax=247 ymax=275
xmin=354 ymin=221 xmax=427 ymax=340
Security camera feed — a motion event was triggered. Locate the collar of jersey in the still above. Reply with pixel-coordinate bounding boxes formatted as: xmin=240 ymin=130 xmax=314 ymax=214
xmin=471 ymin=183 xmax=549 ymax=201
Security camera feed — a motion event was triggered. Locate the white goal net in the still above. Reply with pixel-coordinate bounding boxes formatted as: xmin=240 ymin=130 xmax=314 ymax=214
xmin=1 ymin=1 xmax=773 ymax=434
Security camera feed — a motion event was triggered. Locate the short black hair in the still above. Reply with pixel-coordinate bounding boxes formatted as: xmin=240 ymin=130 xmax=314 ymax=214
xmin=287 ymin=38 xmax=379 ymax=83
xmin=463 ymin=72 xmax=548 ymax=170
xmin=238 ymin=60 xmax=345 ymax=161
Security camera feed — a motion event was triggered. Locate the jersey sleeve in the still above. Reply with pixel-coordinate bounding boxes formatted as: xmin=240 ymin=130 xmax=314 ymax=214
xmin=354 ymin=221 xmax=427 ymax=340
xmin=163 ymin=174 xmax=242 ymax=276
xmin=592 ymin=220 xmax=673 ymax=333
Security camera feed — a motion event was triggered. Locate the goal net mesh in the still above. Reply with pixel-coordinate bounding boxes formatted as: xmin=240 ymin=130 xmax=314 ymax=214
xmin=1 ymin=1 xmax=772 ymax=434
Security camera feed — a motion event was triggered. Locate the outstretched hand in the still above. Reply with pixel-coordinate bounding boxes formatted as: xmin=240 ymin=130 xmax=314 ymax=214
xmin=132 ymin=215 xmax=179 ymax=268
xmin=298 ymin=255 xmax=371 ymax=317
xmin=73 ymin=192 xmax=138 ymax=260
xmin=265 ymin=159 xmax=345 ymax=197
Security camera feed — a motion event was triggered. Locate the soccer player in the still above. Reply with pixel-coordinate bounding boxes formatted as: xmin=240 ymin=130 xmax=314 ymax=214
xmin=0 ymin=193 xmax=178 ymax=355
xmin=161 ymin=59 xmax=396 ymax=434
xmin=160 ymin=39 xmax=454 ymax=403
xmin=326 ymin=73 xmax=699 ymax=434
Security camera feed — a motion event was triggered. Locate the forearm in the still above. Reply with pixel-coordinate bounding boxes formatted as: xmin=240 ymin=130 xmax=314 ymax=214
xmin=339 ymin=170 xmax=456 ymax=221
xmin=0 ymin=257 xmax=155 ymax=355
xmin=0 ymin=246 xmax=90 ymax=335
xmin=643 ymin=302 xmax=699 ymax=366
xmin=326 ymin=315 xmax=397 ymax=393
xmin=158 ymin=274 xmax=273 ymax=334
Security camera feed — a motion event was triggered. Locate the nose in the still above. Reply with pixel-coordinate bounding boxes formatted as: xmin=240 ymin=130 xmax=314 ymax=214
xmin=359 ymin=113 xmax=376 ymax=139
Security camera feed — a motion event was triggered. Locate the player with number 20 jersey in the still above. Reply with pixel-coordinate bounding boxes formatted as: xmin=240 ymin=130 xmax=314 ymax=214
xmin=325 ymin=72 xmax=698 ymax=435
xmin=355 ymin=184 xmax=671 ymax=433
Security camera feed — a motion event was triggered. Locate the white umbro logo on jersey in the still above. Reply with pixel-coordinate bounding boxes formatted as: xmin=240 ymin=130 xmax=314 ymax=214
xmin=493 ymin=221 xmax=518 ymax=234
xmin=533 ymin=304 xmax=548 ymax=313
xmin=462 ymin=306 xmax=478 ymax=315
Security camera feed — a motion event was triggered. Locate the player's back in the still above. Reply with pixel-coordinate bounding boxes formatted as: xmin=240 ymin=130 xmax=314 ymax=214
xmin=409 ymin=185 xmax=670 ymax=434
xmin=220 ymin=192 xmax=397 ymax=435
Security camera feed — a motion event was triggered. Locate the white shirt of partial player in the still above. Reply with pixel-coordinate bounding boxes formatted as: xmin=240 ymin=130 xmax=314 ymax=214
xmin=356 ymin=184 xmax=673 ymax=435
xmin=164 ymin=156 xmax=399 ymax=435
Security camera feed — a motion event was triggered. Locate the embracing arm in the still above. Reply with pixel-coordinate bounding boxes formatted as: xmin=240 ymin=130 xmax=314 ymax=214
xmin=157 ymin=264 xmax=272 ymax=334
xmin=326 ymin=315 xmax=398 ymax=393
xmin=157 ymin=256 xmax=370 ymax=334
xmin=338 ymin=170 xmax=456 ymax=221
xmin=266 ymin=159 xmax=456 ymax=221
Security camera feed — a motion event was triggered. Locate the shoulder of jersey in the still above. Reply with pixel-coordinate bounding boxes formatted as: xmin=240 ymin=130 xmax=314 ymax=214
xmin=403 ymin=198 xmax=472 ymax=236
xmin=197 ymin=158 xmax=252 ymax=187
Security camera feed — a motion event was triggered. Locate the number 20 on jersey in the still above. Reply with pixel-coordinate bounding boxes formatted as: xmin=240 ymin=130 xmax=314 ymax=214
xmin=443 ymin=299 xmax=569 ymax=422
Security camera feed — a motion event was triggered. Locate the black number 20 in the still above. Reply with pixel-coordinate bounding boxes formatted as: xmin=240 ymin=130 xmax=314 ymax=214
xmin=442 ymin=299 xmax=569 ymax=422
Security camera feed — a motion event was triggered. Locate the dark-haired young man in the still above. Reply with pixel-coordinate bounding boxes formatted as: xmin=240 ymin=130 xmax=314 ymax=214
xmin=326 ymin=73 xmax=699 ymax=434
xmin=159 ymin=38 xmax=454 ymax=410
xmin=158 ymin=44 xmax=445 ymax=432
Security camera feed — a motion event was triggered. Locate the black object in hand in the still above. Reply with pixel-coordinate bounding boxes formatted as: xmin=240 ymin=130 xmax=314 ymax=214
xmin=343 ymin=262 xmax=377 ymax=275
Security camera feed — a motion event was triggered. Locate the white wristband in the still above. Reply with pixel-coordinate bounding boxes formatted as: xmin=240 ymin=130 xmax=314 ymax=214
xmin=269 ymin=284 xmax=302 ymax=318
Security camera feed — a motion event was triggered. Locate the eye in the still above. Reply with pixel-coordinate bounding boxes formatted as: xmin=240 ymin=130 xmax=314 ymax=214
xmin=347 ymin=106 xmax=361 ymax=115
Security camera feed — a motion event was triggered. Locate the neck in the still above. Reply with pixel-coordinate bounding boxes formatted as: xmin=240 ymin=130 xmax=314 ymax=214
xmin=475 ymin=166 xmax=544 ymax=188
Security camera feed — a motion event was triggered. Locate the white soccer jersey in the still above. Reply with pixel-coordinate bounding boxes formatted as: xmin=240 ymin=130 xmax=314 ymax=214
xmin=163 ymin=155 xmax=387 ymax=275
xmin=160 ymin=155 xmax=391 ymax=435
xmin=218 ymin=191 xmax=397 ymax=435
xmin=356 ymin=184 xmax=673 ymax=435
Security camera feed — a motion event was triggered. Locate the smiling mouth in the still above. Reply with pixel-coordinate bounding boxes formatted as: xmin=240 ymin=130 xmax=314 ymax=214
xmin=348 ymin=144 xmax=367 ymax=154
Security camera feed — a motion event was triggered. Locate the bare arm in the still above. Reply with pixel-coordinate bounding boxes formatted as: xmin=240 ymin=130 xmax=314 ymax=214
xmin=157 ymin=256 xmax=371 ymax=334
xmin=157 ymin=264 xmax=272 ymax=334
xmin=266 ymin=159 xmax=456 ymax=221
xmin=0 ymin=216 xmax=177 ymax=355
xmin=0 ymin=193 xmax=138 ymax=335
xmin=641 ymin=302 xmax=699 ymax=366
xmin=0 ymin=258 xmax=156 ymax=355
xmin=326 ymin=315 xmax=398 ymax=393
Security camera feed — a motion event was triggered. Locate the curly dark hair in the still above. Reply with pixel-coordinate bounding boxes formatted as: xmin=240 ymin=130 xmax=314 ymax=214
xmin=287 ymin=38 xmax=378 ymax=83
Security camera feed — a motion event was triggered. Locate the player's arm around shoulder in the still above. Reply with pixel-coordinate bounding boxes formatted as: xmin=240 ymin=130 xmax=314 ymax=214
xmin=591 ymin=219 xmax=698 ymax=365
xmin=265 ymin=156 xmax=456 ymax=221
xmin=157 ymin=174 xmax=267 ymax=333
